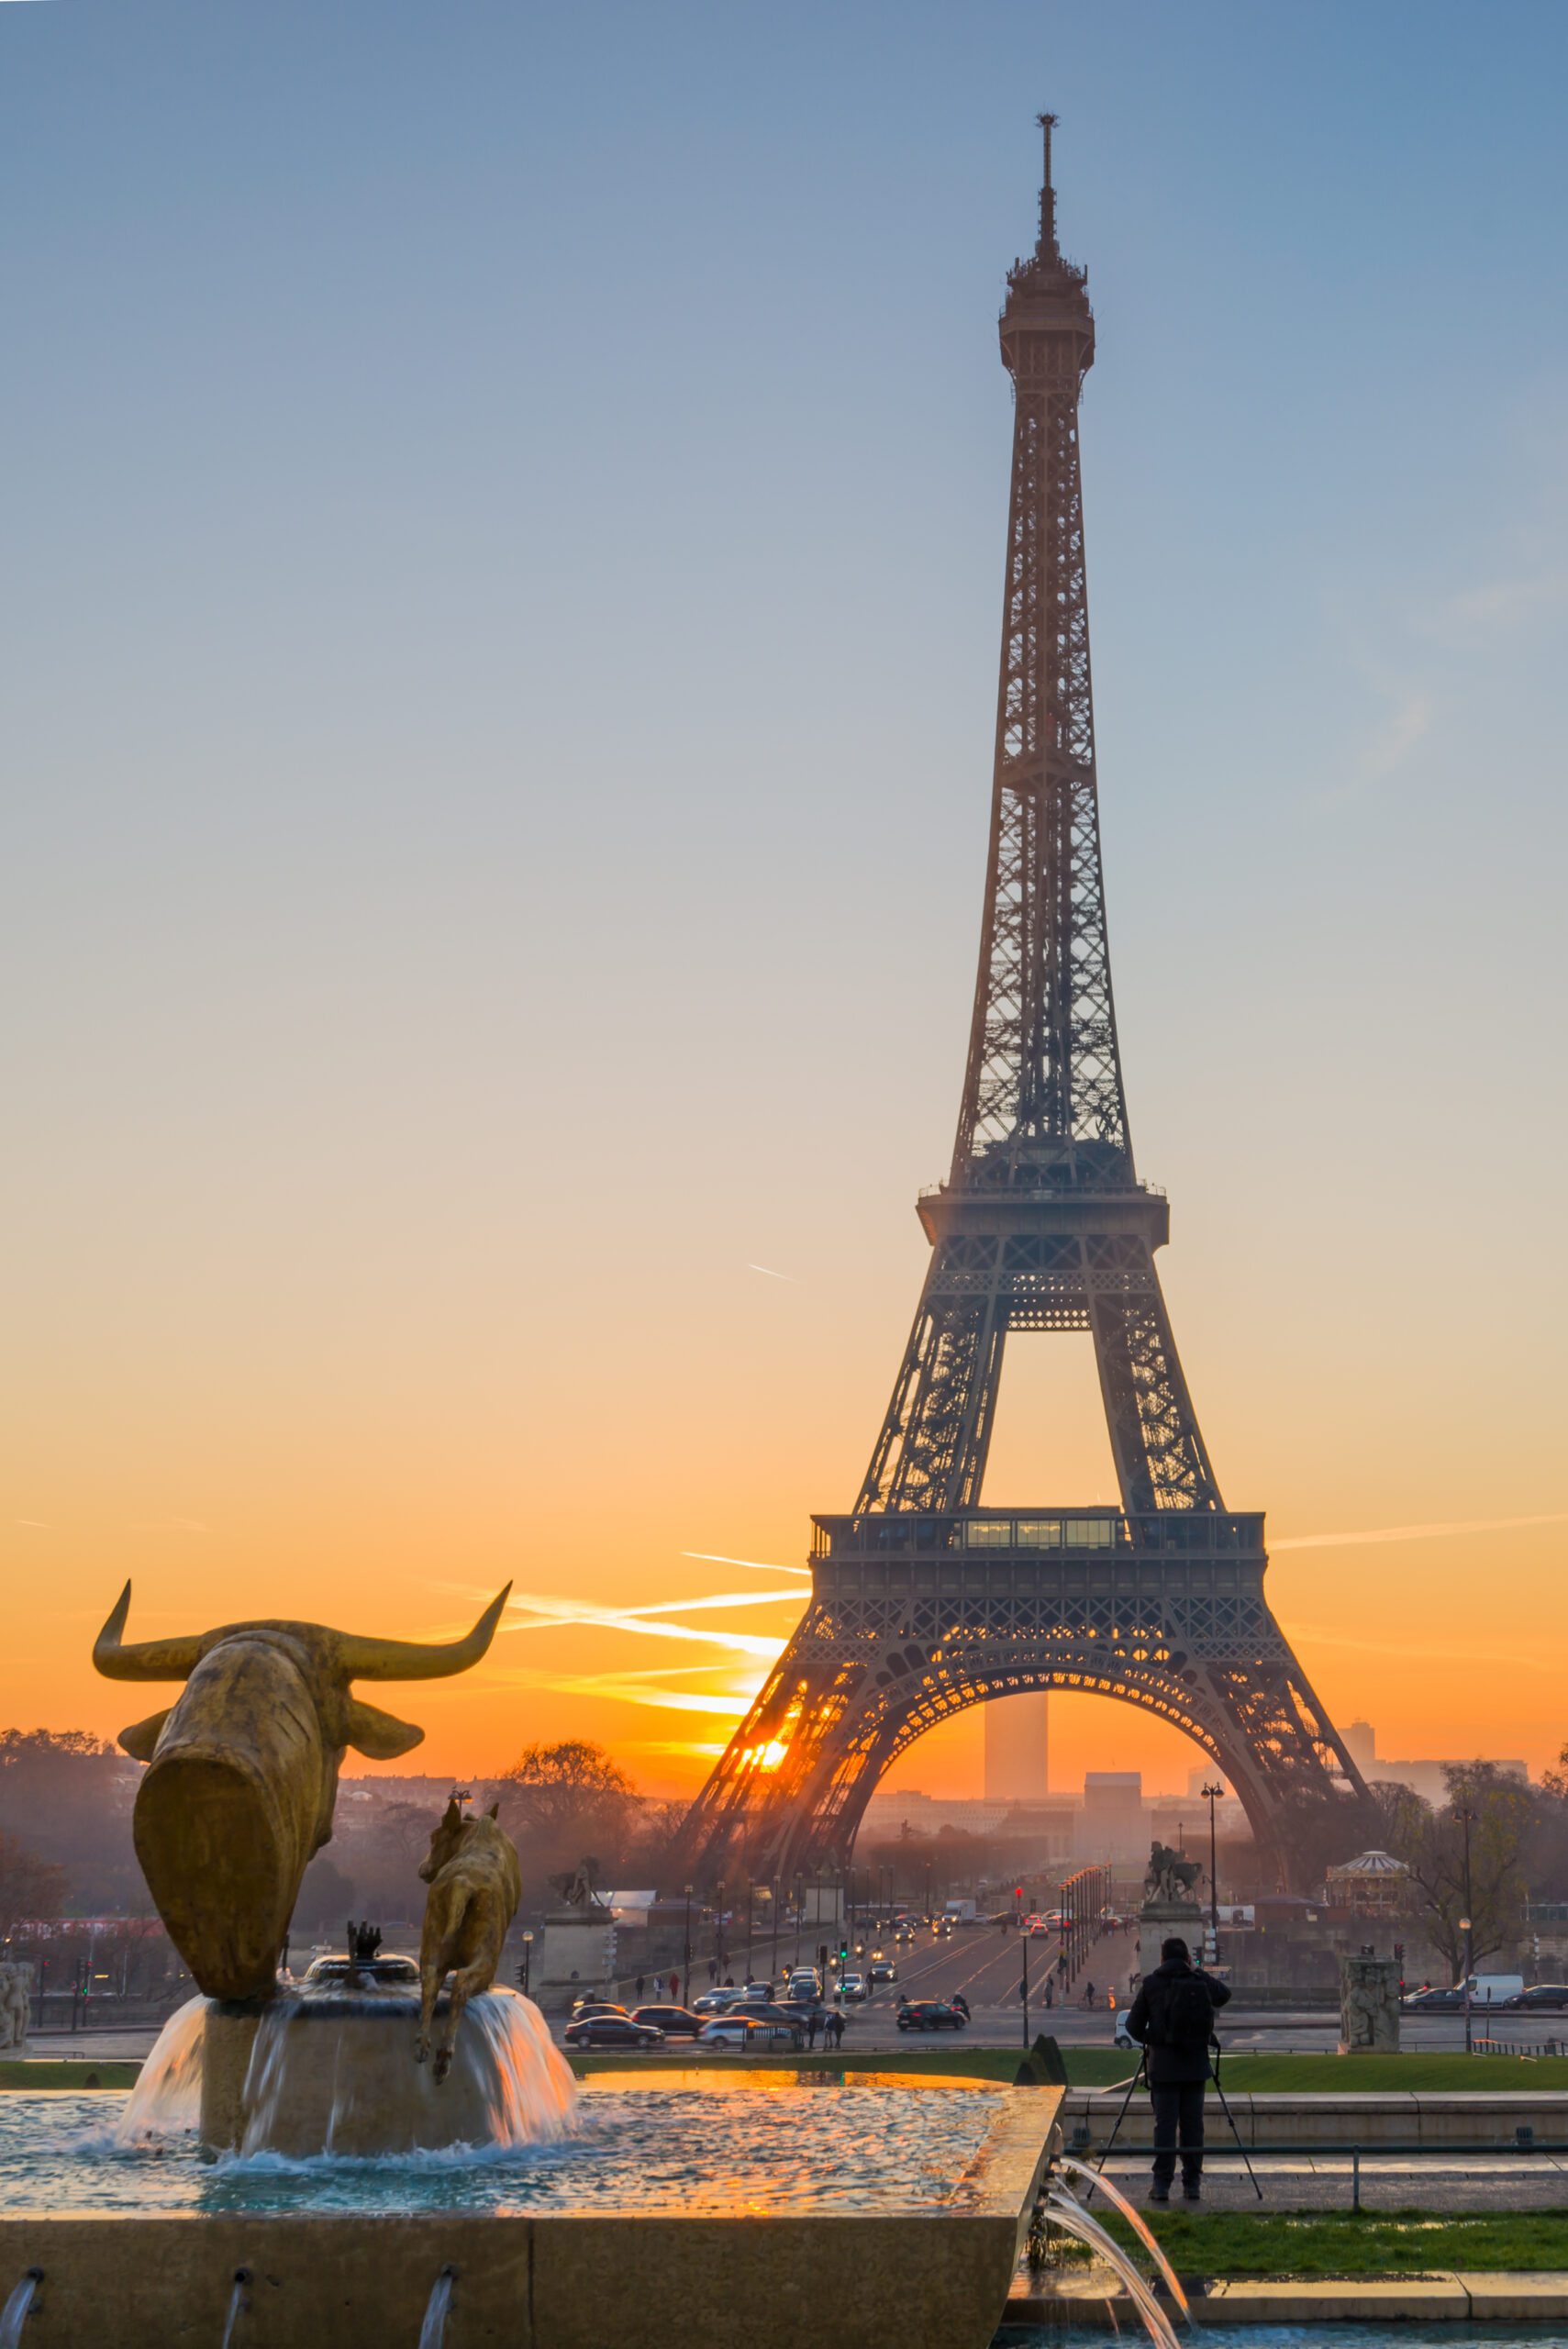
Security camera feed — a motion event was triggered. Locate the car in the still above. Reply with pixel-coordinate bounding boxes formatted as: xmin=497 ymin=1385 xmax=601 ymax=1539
xmin=1114 ymin=2012 xmax=1139 ymax=2050
xmin=742 ymin=1981 xmax=774 ymax=1999
xmin=628 ymin=2005 xmax=706 ymax=2037
xmin=895 ymin=2000 xmax=967 ymax=2032
xmin=691 ymin=1989 xmax=744 ymax=2016
xmin=725 ymin=2000 xmax=802 ymax=2029
xmin=697 ymin=2016 xmax=804 ymax=2052
xmin=563 ymin=2014 xmax=665 ymax=2047
xmin=569 ymin=1998 xmax=628 ymax=2020
xmin=838 ymin=1973 xmax=868 ymax=2002
xmin=1501 ymin=1986 xmax=1568 ymax=2011
xmin=785 ymin=1970 xmax=822 ymax=1999
xmin=1400 ymin=1986 xmax=1467 ymax=2010
xmin=867 ymin=1960 xmax=898 ymax=1986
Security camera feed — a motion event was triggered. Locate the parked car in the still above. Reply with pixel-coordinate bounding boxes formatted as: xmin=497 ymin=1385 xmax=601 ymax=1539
xmin=628 ymin=2005 xmax=705 ymax=2037
xmin=563 ymin=2014 xmax=664 ymax=2047
xmin=697 ymin=2016 xmax=803 ymax=2052
xmin=839 ymin=1973 xmax=868 ymax=2002
xmin=896 ymin=2000 xmax=967 ymax=2032
xmin=867 ymin=1960 xmax=898 ymax=1986
xmin=1500 ymin=1986 xmax=1568 ymax=2010
xmin=1400 ymin=1986 xmax=1466 ymax=2010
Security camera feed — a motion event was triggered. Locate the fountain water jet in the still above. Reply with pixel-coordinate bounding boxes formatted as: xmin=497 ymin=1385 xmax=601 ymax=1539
xmin=1055 ymin=2154 xmax=1190 ymax=2321
xmin=219 ymin=2266 xmax=250 ymax=2349
xmin=1037 ymin=2188 xmax=1182 ymax=2349
xmin=0 ymin=2271 xmax=41 ymax=2349
xmin=417 ymin=2266 xmax=456 ymax=2348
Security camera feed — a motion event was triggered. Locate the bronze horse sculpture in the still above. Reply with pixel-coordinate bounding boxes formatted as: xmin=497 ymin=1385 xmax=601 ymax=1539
xmin=93 ymin=1581 xmax=511 ymax=2001
xmin=416 ymin=1797 xmax=522 ymax=2081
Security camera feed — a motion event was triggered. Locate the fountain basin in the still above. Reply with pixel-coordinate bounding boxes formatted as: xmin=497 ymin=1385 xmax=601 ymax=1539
xmin=0 ymin=2071 xmax=1061 ymax=2348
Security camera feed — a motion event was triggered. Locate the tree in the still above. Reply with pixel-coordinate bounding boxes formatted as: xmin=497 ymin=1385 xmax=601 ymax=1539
xmin=1396 ymin=1765 xmax=1533 ymax=1977
xmin=489 ymin=1742 xmax=636 ymax=1877
xmin=494 ymin=1741 xmax=632 ymax=1832
xmin=0 ymin=1830 xmax=67 ymax=1934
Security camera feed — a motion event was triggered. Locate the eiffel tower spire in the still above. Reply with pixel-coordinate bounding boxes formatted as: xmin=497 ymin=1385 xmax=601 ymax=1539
xmin=671 ymin=121 xmax=1365 ymax=1896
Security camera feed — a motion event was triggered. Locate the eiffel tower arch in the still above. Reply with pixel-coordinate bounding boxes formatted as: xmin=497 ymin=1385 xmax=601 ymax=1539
xmin=673 ymin=119 xmax=1364 ymax=1894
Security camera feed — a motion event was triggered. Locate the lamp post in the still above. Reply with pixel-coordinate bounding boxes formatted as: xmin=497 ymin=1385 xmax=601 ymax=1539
xmin=682 ymin=1885 xmax=693 ymax=2004
xmin=1201 ymin=1781 xmax=1224 ymax=1969
xmin=518 ymin=1931 xmax=534 ymax=1998
xmin=1459 ymin=1790 xmax=1477 ymax=2054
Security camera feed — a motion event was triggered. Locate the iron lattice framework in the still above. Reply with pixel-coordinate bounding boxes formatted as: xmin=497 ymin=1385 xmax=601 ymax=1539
xmin=673 ymin=120 xmax=1363 ymax=1892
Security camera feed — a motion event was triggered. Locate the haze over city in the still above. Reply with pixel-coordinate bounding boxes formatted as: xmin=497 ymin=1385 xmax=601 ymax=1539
xmin=4 ymin=0 xmax=1565 ymax=1805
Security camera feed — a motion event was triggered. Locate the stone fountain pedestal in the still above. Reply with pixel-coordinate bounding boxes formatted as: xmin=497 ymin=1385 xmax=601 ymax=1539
xmin=198 ymin=1959 xmax=573 ymax=2154
xmin=1137 ymin=1899 xmax=1206 ymax=1979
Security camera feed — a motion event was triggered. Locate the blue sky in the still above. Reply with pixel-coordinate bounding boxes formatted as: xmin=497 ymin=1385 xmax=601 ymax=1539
xmin=4 ymin=2 xmax=1566 ymax=1788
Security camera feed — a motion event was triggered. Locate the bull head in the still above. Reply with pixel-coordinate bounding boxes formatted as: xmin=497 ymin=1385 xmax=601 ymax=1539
xmin=93 ymin=1582 xmax=511 ymax=2004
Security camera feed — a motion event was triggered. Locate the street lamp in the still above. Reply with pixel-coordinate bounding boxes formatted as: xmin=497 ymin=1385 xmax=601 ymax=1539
xmin=683 ymin=1885 xmax=694 ymax=2001
xmin=1200 ymin=1782 xmax=1225 ymax=1969
xmin=1459 ymin=1794 xmax=1477 ymax=2054
xmin=517 ymin=1931 xmax=534 ymax=1998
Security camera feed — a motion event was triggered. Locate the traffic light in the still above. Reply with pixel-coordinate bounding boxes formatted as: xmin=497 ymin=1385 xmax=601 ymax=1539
xmin=817 ymin=1943 xmax=828 ymax=1971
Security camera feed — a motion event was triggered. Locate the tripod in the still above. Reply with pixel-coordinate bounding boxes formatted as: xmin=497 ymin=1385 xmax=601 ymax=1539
xmin=1086 ymin=2035 xmax=1262 ymax=2203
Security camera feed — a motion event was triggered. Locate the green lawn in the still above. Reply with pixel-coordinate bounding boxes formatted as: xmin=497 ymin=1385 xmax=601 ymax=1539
xmin=1061 ymin=2049 xmax=1568 ymax=2094
xmin=0 ymin=2060 xmax=140 ymax=2089
xmin=1097 ymin=2208 xmax=1568 ymax=2277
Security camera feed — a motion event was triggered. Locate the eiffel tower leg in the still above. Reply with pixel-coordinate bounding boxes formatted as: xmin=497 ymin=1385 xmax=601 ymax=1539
xmin=1088 ymin=1253 xmax=1221 ymax=1513
xmin=856 ymin=1250 xmax=1008 ymax=1514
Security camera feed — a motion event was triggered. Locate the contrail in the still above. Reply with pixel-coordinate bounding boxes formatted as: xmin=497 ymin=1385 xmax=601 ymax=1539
xmin=747 ymin=1263 xmax=797 ymax=1282
xmin=502 ymin=1599 xmax=785 ymax=1661
xmin=1273 ymin=1511 xmax=1568 ymax=1552
xmin=682 ymin=1550 xmax=812 ymax=1579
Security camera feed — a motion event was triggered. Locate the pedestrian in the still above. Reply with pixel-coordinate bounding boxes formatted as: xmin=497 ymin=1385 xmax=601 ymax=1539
xmin=1084 ymin=1981 xmax=1095 ymax=2009
xmin=806 ymin=2010 xmax=819 ymax=2050
xmin=723 ymin=1974 xmax=735 ymax=1987
xmin=1125 ymin=1934 xmax=1231 ymax=2205
xmin=636 ymin=1975 xmax=646 ymax=2001
xmin=1129 ymin=1969 xmax=1140 ymax=1995
xmin=653 ymin=1973 xmax=663 ymax=1998
xmin=952 ymin=1992 xmax=970 ymax=2021
xmin=828 ymin=2009 xmax=844 ymax=2048
xmin=1044 ymin=1976 xmax=1054 ymax=2009
xmin=668 ymin=1969 xmax=680 ymax=2004
xmin=707 ymin=1958 xmax=717 ymax=1984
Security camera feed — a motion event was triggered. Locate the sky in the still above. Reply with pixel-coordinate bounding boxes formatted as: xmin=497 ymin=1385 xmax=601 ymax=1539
xmin=3 ymin=0 xmax=1565 ymax=1806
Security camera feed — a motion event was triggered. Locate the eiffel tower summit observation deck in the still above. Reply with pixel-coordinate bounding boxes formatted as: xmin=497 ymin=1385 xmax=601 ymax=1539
xmin=673 ymin=119 xmax=1366 ymax=1895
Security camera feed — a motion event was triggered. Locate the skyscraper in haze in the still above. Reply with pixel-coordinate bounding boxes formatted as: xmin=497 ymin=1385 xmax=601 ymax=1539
xmin=984 ymin=1692 xmax=1050 ymax=1803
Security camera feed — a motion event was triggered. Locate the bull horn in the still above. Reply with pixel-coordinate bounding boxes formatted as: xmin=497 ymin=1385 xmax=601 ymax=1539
xmin=337 ymin=1584 xmax=513 ymax=1681
xmin=92 ymin=1582 xmax=206 ymax=1682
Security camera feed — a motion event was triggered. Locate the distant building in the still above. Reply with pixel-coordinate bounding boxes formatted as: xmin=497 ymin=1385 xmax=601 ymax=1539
xmin=1342 ymin=1720 xmax=1378 ymax=1772
xmin=1366 ymin=1759 xmax=1529 ymax=1808
xmin=984 ymin=1692 xmax=1050 ymax=1802
xmin=1080 ymin=1771 xmax=1143 ymax=1861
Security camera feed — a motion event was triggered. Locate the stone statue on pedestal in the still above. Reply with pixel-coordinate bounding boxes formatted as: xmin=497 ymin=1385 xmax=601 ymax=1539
xmin=1339 ymin=1954 xmax=1400 ymax=2053
xmin=0 ymin=1964 xmax=29 ymax=2054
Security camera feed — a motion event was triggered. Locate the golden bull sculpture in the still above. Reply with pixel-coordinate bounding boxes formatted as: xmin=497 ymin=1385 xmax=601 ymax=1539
xmin=92 ymin=1581 xmax=511 ymax=2001
xmin=416 ymin=1798 xmax=521 ymax=2080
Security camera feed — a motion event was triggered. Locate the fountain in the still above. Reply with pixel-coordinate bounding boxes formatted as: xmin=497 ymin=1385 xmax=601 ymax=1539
xmin=0 ymin=1586 xmax=1167 ymax=2347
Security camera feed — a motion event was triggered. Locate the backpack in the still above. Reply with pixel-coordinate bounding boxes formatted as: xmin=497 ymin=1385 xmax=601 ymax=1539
xmin=1144 ymin=1968 xmax=1212 ymax=2047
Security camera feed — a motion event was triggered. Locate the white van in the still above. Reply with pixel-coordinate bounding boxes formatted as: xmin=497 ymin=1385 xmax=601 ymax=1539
xmin=1466 ymin=1973 xmax=1525 ymax=2005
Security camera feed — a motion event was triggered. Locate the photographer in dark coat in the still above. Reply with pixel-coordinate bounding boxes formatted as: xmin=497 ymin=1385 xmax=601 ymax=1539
xmin=1125 ymin=1935 xmax=1231 ymax=2201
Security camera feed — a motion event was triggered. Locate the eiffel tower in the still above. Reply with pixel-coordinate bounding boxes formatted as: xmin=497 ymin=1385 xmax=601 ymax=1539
xmin=673 ymin=119 xmax=1365 ymax=1893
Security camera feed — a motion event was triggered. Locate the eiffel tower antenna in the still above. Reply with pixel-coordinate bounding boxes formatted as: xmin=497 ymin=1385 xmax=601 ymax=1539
xmin=671 ymin=121 xmax=1365 ymax=1896
xmin=1037 ymin=109 xmax=1059 ymax=259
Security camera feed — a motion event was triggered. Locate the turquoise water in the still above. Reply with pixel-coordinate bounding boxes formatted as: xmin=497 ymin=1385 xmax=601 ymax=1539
xmin=0 ymin=2087 xmax=1005 ymax=2216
